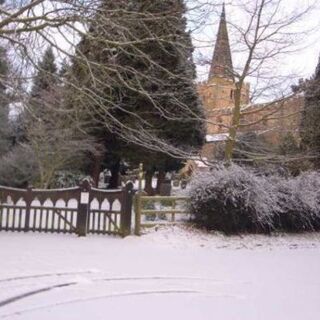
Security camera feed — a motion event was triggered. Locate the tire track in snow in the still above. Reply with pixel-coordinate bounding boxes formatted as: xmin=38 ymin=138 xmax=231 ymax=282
xmin=0 ymin=282 xmax=77 ymax=308
xmin=0 ymin=271 xmax=94 ymax=284
xmin=89 ymin=275 xmax=250 ymax=286
xmin=93 ymin=275 xmax=221 ymax=282
xmin=0 ymin=275 xmax=246 ymax=314
xmin=0 ymin=289 xmax=200 ymax=318
xmin=1 ymin=274 xmax=240 ymax=291
xmin=0 ymin=276 xmax=215 ymax=307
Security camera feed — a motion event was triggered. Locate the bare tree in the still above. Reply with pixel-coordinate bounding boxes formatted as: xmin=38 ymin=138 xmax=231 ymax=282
xmin=26 ymin=87 xmax=101 ymax=188
xmin=207 ymin=0 xmax=318 ymax=161
xmin=1 ymin=1 xmax=213 ymax=159
xmin=1 ymin=0 xmax=318 ymax=168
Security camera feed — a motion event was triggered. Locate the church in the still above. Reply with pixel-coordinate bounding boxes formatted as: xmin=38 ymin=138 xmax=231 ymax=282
xmin=198 ymin=4 xmax=304 ymax=160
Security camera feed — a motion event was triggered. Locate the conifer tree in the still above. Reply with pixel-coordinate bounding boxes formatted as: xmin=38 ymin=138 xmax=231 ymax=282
xmin=301 ymin=55 xmax=320 ymax=168
xmin=30 ymin=47 xmax=58 ymax=117
xmin=0 ymin=46 xmax=11 ymax=155
xmin=31 ymin=47 xmax=57 ymax=94
xmin=69 ymin=0 xmax=205 ymax=191
xmin=26 ymin=47 xmax=97 ymax=188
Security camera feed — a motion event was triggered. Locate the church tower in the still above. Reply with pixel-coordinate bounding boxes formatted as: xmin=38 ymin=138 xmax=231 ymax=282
xmin=208 ymin=3 xmax=233 ymax=82
xmin=199 ymin=4 xmax=304 ymax=160
xmin=198 ymin=4 xmax=250 ymax=135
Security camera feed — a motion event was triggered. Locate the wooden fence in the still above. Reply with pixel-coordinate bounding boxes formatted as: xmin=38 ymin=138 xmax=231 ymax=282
xmin=129 ymin=163 xmax=191 ymax=235
xmin=0 ymin=162 xmax=192 ymax=237
xmin=134 ymin=194 xmax=190 ymax=235
xmin=0 ymin=181 xmax=134 ymax=237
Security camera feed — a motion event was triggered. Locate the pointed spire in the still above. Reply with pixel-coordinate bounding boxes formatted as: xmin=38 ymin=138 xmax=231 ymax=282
xmin=315 ymin=53 xmax=320 ymax=80
xmin=208 ymin=3 xmax=234 ymax=81
xmin=221 ymin=2 xmax=226 ymax=18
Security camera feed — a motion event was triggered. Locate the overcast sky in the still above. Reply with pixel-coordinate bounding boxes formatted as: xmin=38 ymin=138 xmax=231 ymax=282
xmin=190 ymin=0 xmax=320 ymax=86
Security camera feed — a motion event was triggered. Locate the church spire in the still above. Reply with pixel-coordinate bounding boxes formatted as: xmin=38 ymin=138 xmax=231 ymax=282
xmin=315 ymin=53 xmax=320 ymax=80
xmin=208 ymin=3 xmax=234 ymax=81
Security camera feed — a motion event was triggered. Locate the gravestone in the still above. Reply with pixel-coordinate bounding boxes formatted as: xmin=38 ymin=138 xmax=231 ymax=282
xmin=159 ymin=180 xmax=172 ymax=196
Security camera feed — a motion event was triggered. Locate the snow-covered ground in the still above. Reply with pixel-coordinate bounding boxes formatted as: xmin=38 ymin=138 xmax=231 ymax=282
xmin=1 ymin=226 xmax=320 ymax=320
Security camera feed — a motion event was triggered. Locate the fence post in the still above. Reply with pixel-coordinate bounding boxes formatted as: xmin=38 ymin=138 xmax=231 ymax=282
xmin=172 ymin=198 xmax=176 ymax=222
xmin=120 ymin=182 xmax=134 ymax=237
xmin=77 ymin=180 xmax=91 ymax=237
xmin=134 ymin=192 xmax=142 ymax=236
xmin=24 ymin=186 xmax=32 ymax=232
xmin=134 ymin=163 xmax=144 ymax=236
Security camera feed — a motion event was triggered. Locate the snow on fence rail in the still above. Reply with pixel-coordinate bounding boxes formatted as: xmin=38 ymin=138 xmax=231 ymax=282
xmin=0 ymin=181 xmax=134 ymax=237
xmin=134 ymin=194 xmax=190 ymax=235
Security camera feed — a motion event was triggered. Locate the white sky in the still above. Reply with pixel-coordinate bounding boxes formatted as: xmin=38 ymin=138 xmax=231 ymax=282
xmin=8 ymin=0 xmax=319 ymax=102
xmin=190 ymin=0 xmax=320 ymax=87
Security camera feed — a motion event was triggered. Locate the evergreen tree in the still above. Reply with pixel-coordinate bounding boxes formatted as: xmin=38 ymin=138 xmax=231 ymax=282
xmin=278 ymin=133 xmax=300 ymax=157
xmin=31 ymin=47 xmax=57 ymax=97
xmin=301 ymin=55 xmax=320 ymax=168
xmin=0 ymin=46 xmax=11 ymax=156
xmin=25 ymin=47 xmax=99 ymax=188
xmin=21 ymin=47 xmax=59 ymax=146
xmin=69 ymin=0 xmax=205 ymax=191
xmin=29 ymin=47 xmax=58 ymax=118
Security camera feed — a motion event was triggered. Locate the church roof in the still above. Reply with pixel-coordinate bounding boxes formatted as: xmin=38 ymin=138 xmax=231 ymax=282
xmin=208 ymin=3 xmax=234 ymax=82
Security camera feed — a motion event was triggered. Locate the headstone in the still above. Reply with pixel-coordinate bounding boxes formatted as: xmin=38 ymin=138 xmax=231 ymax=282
xmin=159 ymin=180 xmax=172 ymax=196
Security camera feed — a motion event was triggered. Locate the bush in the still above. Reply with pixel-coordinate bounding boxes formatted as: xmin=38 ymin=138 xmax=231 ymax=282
xmin=0 ymin=145 xmax=39 ymax=188
xmin=188 ymin=165 xmax=320 ymax=234
xmin=274 ymin=171 xmax=320 ymax=232
xmin=188 ymin=165 xmax=278 ymax=234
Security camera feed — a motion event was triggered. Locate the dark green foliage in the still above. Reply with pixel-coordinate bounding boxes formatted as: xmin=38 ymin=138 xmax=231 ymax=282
xmin=26 ymin=47 xmax=60 ymax=151
xmin=214 ymin=132 xmax=274 ymax=164
xmin=233 ymin=132 xmax=275 ymax=164
xmin=31 ymin=47 xmax=57 ymax=98
xmin=21 ymin=47 xmax=97 ymax=188
xmin=29 ymin=47 xmax=59 ymax=121
xmin=22 ymin=46 xmax=59 ymax=145
xmin=300 ymin=55 xmax=320 ymax=168
xmin=214 ymin=131 xmax=311 ymax=176
xmin=69 ymin=0 xmax=205 ymax=180
xmin=278 ymin=132 xmax=299 ymax=156
xmin=0 ymin=47 xmax=9 ymax=92
xmin=0 ymin=47 xmax=11 ymax=155
xmin=278 ymin=133 xmax=312 ymax=175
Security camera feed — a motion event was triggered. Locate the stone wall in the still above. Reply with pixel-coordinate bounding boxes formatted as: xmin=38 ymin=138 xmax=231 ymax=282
xmin=198 ymin=78 xmax=305 ymax=159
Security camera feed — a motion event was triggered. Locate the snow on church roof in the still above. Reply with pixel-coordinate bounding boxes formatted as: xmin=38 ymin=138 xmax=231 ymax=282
xmin=206 ymin=133 xmax=229 ymax=143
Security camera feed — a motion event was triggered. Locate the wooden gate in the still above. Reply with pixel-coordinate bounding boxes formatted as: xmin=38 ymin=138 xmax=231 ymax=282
xmin=134 ymin=193 xmax=189 ymax=235
xmin=0 ymin=181 xmax=134 ymax=237
xmin=87 ymin=184 xmax=133 ymax=236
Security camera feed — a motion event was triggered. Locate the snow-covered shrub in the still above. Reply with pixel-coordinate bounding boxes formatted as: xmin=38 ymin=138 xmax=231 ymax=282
xmin=188 ymin=165 xmax=278 ymax=234
xmin=188 ymin=165 xmax=320 ymax=234
xmin=274 ymin=171 xmax=320 ymax=232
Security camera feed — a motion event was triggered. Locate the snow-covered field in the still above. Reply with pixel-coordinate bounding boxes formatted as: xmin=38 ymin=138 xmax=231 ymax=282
xmin=1 ymin=226 xmax=320 ymax=320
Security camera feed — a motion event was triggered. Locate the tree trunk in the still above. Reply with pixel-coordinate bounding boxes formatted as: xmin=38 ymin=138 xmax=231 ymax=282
xmin=156 ymin=170 xmax=166 ymax=195
xmin=108 ymin=159 xmax=120 ymax=189
xmin=91 ymin=154 xmax=102 ymax=187
xmin=225 ymin=87 xmax=242 ymax=162
xmin=144 ymin=170 xmax=154 ymax=195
